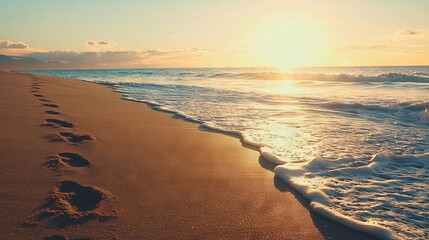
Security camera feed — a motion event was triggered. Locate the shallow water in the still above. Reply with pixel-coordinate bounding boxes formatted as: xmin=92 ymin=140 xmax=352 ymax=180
xmin=27 ymin=66 xmax=429 ymax=240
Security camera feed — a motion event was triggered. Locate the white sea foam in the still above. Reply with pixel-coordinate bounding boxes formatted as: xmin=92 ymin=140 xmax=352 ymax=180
xmin=154 ymin=105 xmax=177 ymax=114
xmin=275 ymin=151 xmax=428 ymax=240
xmin=310 ymin=202 xmax=393 ymax=239
xmin=24 ymin=67 xmax=429 ymax=240
xmin=260 ymin=148 xmax=287 ymax=164
xmin=201 ymin=122 xmax=242 ymax=136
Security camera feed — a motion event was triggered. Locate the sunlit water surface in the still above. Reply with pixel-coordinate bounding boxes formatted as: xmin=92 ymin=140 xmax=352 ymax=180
xmin=27 ymin=67 xmax=429 ymax=240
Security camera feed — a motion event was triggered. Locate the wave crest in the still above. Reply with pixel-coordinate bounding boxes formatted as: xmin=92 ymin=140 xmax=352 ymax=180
xmin=210 ymin=72 xmax=429 ymax=83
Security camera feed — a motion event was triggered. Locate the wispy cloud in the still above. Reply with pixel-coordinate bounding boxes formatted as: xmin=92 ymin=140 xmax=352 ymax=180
xmin=338 ymin=44 xmax=391 ymax=52
xmin=398 ymin=29 xmax=429 ymax=37
xmin=339 ymin=28 xmax=429 ymax=53
xmin=98 ymin=41 xmax=111 ymax=45
xmin=0 ymin=40 xmax=29 ymax=49
xmin=84 ymin=40 xmax=119 ymax=52
xmin=86 ymin=40 xmax=116 ymax=47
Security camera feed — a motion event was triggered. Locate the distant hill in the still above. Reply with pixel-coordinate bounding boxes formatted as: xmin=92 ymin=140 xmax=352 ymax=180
xmin=0 ymin=54 xmax=83 ymax=70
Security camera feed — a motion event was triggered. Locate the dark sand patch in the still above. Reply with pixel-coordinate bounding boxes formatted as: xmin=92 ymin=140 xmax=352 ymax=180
xmin=44 ymin=104 xmax=59 ymax=108
xmin=57 ymin=153 xmax=89 ymax=167
xmin=49 ymin=132 xmax=94 ymax=144
xmin=41 ymin=119 xmax=74 ymax=128
xmin=42 ymin=235 xmax=93 ymax=240
xmin=44 ymin=153 xmax=90 ymax=171
xmin=46 ymin=110 xmax=60 ymax=115
xmin=34 ymin=180 xmax=115 ymax=228
xmin=42 ymin=235 xmax=66 ymax=240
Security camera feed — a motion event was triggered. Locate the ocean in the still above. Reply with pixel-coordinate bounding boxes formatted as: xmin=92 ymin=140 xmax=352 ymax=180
xmin=26 ymin=66 xmax=429 ymax=240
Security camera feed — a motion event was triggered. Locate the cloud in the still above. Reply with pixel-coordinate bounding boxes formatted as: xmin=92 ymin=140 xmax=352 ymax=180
xmin=339 ymin=29 xmax=429 ymax=54
xmin=0 ymin=36 xmax=216 ymax=69
xmin=84 ymin=41 xmax=118 ymax=53
xmin=191 ymin=47 xmax=213 ymax=52
xmin=339 ymin=44 xmax=391 ymax=52
xmin=25 ymin=50 xmax=141 ymax=63
xmin=398 ymin=29 xmax=429 ymax=37
xmin=0 ymin=40 xmax=29 ymax=49
xmin=20 ymin=48 xmax=213 ymax=68
xmin=86 ymin=40 xmax=116 ymax=47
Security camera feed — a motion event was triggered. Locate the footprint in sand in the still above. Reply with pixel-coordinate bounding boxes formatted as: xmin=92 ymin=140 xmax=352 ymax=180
xmin=34 ymin=94 xmax=44 ymax=97
xmin=39 ymin=98 xmax=51 ymax=102
xmin=42 ymin=235 xmax=66 ymax=240
xmin=34 ymin=180 xmax=115 ymax=227
xmin=44 ymin=103 xmax=59 ymax=108
xmin=41 ymin=119 xmax=74 ymax=128
xmin=42 ymin=235 xmax=93 ymax=240
xmin=50 ymin=132 xmax=94 ymax=144
xmin=46 ymin=110 xmax=60 ymax=115
xmin=44 ymin=152 xmax=90 ymax=170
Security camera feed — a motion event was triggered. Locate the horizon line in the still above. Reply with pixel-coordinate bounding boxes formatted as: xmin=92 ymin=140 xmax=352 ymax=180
xmin=12 ymin=64 xmax=429 ymax=71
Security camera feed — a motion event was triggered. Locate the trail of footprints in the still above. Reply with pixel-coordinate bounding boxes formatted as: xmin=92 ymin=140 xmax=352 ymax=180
xmin=26 ymin=76 xmax=116 ymax=240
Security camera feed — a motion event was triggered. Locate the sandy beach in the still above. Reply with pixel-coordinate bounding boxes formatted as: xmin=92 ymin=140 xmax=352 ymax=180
xmin=0 ymin=70 xmax=380 ymax=240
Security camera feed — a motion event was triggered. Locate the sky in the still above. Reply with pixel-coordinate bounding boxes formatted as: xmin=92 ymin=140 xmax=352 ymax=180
xmin=1 ymin=0 xmax=429 ymax=68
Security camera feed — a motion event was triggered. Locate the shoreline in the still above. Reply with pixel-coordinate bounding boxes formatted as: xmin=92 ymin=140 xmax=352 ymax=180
xmin=77 ymin=73 xmax=393 ymax=239
xmin=92 ymin=74 xmax=392 ymax=240
xmin=0 ymin=70 xmax=380 ymax=239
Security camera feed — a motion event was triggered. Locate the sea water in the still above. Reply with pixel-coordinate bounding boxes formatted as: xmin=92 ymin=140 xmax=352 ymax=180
xmin=26 ymin=67 xmax=429 ymax=240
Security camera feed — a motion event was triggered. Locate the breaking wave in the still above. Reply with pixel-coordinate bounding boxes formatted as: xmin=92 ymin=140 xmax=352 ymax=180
xmin=210 ymin=72 xmax=429 ymax=83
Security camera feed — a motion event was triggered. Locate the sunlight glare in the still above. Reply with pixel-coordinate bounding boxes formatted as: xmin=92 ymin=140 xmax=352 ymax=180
xmin=250 ymin=12 xmax=328 ymax=68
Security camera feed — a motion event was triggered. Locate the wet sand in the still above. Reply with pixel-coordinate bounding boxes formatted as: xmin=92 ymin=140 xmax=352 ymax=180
xmin=0 ymin=70 xmax=379 ymax=240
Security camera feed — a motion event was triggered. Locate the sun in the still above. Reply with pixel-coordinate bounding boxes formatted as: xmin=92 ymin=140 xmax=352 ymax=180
xmin=248 ymin=12 xmax=329 ymax=68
